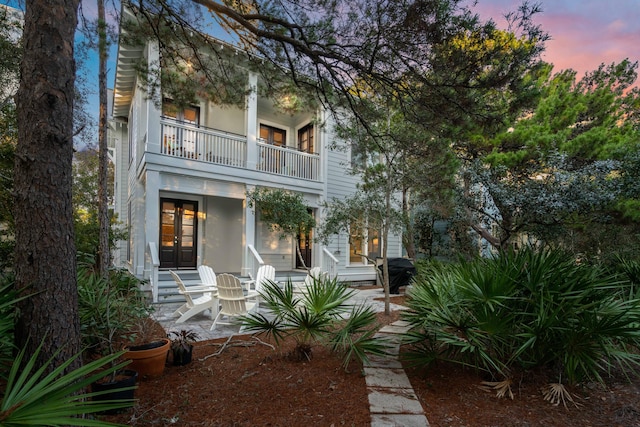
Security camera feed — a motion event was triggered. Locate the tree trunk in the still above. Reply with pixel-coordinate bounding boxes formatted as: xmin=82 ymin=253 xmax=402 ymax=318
xmin=295 ymin=240 xmax=308 ymax=271
xmin=14 ymin=0 xmax=81 ymax=374
xmin=382 ymin=182 xmax=393 ymax=316
xmin=402 ymin=186 xmax=416 ymax=259
xmin=97 ymin=0 xmax=110 ymax=276
xmin=462 ymin=171 xmax=502 ymax=250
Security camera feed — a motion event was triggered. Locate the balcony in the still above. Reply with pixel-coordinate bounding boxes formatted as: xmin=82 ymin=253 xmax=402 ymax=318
xmin=160 ymin=119 xmax=320 ymax=181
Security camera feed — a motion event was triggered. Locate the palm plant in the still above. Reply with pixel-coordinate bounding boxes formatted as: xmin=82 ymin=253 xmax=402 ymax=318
xmin=0 ymin=342 xmax=133 ymax=426
xmin=402 ymin=259 xmax=516 ymax=377
xmin=239 ymin=276 xmax=389 ymax=370
xmin=77 ymin=262 xmax=151 ymax=357
xmin=0 ymin=277 xmax=30 ymax=367
xmin=403 ymin=248 xmax=640 ymax=398
xmin=615 ymin=256 xmax=640 ymax=298
xmin=0 ymin=282 xmax=134 ymax=425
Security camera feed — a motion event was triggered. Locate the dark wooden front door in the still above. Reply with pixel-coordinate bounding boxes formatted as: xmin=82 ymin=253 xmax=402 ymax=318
xmin=296 ymin=209 xmax=313 ymax=269
xmin=160 ymin=199 xmax=198 ymax=269
xmin=296 ymin=229 xmax=312 ymax=269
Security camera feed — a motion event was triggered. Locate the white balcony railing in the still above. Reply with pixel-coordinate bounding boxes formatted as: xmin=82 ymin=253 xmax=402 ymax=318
xmin=161 ymin=119 xmax=246 ymax=167
xmin=257 ymin=140 xmax=319 ymax=181
xmin=159 ymin=119 xmax=320 ymax=181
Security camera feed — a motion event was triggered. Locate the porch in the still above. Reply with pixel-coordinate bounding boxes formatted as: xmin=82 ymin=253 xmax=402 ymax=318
xmin=160 ymin=118 xmax=321 ymax=182
xmin=153 ymin=269 xmax=309 ymax=303
xmin=145 ymin=243 xmax=343 ymax=304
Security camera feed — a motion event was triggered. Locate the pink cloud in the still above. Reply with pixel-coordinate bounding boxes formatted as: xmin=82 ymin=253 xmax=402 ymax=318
xmin=471 ymin=0 xmax=640 ymax=81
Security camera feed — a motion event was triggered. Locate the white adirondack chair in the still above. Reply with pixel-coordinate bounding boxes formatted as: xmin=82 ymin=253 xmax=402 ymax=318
xmin=211 ymin=273 xmax=257 ymax=331
xmin=170 ymin=270 xmax=218 ymax=323
xmin=245 ymin=264 xmax=277 ymax=308
xmin=198 ymin=265 xmax=218 ymax=288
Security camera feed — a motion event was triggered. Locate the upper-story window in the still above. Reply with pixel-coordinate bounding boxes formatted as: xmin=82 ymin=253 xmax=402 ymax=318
xmin=162 ymin=100 xmax=199 ymax=125
xmin=162 ymin=100 xmax=200 ymax=157
xmin=298 ymin=123 xmax=314 ymax=154
xmin=260 ymin=124 xmax=286 ymax=146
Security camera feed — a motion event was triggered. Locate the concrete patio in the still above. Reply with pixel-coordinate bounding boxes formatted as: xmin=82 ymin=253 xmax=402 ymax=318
xmin=152 ymin=287 xmax=408 ymax=340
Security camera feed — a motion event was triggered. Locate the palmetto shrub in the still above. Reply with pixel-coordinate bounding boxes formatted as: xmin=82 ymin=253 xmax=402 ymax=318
xmin=239 ymin=276 xmax=388 ymax=371
xmin=0 ymin=281 xmax=134 ymax=425
xmin=403 ymin=248 xmax=640 ymax=386
xmin=77 ymin=262 xmax=151 ymax=356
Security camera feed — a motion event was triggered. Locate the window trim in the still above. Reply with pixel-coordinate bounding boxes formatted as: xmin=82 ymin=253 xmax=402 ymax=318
xmin=297 ymin=123 xmax=314 ymax=154
xmin=259 ymin=123 xmax=287 ymax=147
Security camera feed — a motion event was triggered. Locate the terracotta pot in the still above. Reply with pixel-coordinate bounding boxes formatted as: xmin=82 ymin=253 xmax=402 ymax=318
xmin=123 ymin=338 xmax=170 ymax=378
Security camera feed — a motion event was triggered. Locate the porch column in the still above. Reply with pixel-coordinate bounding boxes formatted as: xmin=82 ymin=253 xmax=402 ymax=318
xmin=242 ymin=184 xmax=256 ymax=276
xmin=245 ymin=72 xmax=258 ymax=171
xmin=143 ymin=170 xmax=161 ymax=276
xmin=145 ymin=40 xmax=162 ymax=154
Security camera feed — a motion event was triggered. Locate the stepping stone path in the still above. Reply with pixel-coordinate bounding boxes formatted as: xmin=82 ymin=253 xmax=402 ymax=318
xmin=365 ymin=320 xmax=430 ymax=427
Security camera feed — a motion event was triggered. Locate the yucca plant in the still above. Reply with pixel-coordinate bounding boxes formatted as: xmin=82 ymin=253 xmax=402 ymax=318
xmin=0 ymin=278 xmax=31 ymax=368
xmin=0 ymin=342 xmax=133 ymax=426
xmin=240 ymin=276 xmax=389 ymax=370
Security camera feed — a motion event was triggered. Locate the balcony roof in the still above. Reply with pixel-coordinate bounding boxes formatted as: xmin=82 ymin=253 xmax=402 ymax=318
xmin=112 ymin=6 xmax=143 ymax=119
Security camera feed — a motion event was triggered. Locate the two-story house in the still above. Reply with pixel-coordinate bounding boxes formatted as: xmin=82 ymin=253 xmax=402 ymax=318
xmin=109 ymin=6 xmax=404 ymax=301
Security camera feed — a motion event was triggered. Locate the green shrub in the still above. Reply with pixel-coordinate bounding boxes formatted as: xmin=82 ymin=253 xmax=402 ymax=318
xmin=614 ymin=256 xmax=640 ymax=298
xmin=0 ymin=278 xmax=18 ymax=365
xmin=239 ymin=276 xmax=389 ymax=370
xmin=0 ymin=342 xmax=132 ymax=426
xmin=0 ymin=285 xmax=132 ymax=424
xmin=77 ymin=262 xmax=151 ymax=356
xmin=403 ymin=248 xmax=640 ymax=385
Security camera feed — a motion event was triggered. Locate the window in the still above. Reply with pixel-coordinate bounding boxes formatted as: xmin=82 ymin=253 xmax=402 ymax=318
xmin=349 ymin=238 xmax=364 ymax=264
xmin=260 ymin=124 xmax=286 ymax=146
xmin=162 ymin=101 xmax=199 ymax=125
xmin=349 ymin=222 xmax=381 ymax=264
xmin=162 ymin=100 xmax=200 ymax=156
xmin=259 ymin=124 xmax=287 ymax=173
xmin=367 ymin=228 xmax=380 ymax=260
xmin=298 ymin=123 xmax=314 ymax=154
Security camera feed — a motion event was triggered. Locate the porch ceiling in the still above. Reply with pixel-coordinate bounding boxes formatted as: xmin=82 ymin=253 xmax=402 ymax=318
xmin=112 ymin=7 xmax=143 ymax=119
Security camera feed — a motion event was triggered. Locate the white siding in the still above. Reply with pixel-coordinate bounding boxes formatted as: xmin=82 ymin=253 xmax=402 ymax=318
xmin=110 ymin=33 xmax=404 ymax=284
xmin=204 ymin=101 xmax=245 ymax=135
xmin=321 ymin=116 xmax=404 ymax=282
xmin=201 ymin=196 xmax=243 ymax=273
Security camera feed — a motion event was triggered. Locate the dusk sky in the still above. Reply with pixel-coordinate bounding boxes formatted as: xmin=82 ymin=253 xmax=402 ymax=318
xmin=473 ymin=0 xmax=640 ymax=79
xmin=2 ymin=0 xmax=638 ymax=142
xmin=98 ymin=0 xmax=640 ymax=131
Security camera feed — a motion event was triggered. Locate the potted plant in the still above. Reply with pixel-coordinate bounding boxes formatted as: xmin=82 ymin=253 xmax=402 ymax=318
xmin=90 ymin=364 xmax=138 ymax=414
xmin=122 ymin=315 xmax=171 ymax=378
xmin=122 ymin=337 xmax=171 ymax=377
xmin=77 ymin=263 xmax=148 ymax=411
xmin=169 ymin=329 xmax=200 ymax=366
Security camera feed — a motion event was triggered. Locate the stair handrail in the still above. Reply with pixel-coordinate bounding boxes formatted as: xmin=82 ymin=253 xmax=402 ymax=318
xmin=147 ymin=242 xmax=160 ymax=303
xmin=247 ymin=244 xmax=264 ymax=280
xmin=322 ymin=246 xmax=339 ymax=279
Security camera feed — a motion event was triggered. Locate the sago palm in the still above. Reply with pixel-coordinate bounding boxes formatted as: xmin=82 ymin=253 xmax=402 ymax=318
xmin=240 ymin=276 xmax=388 ymax=369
